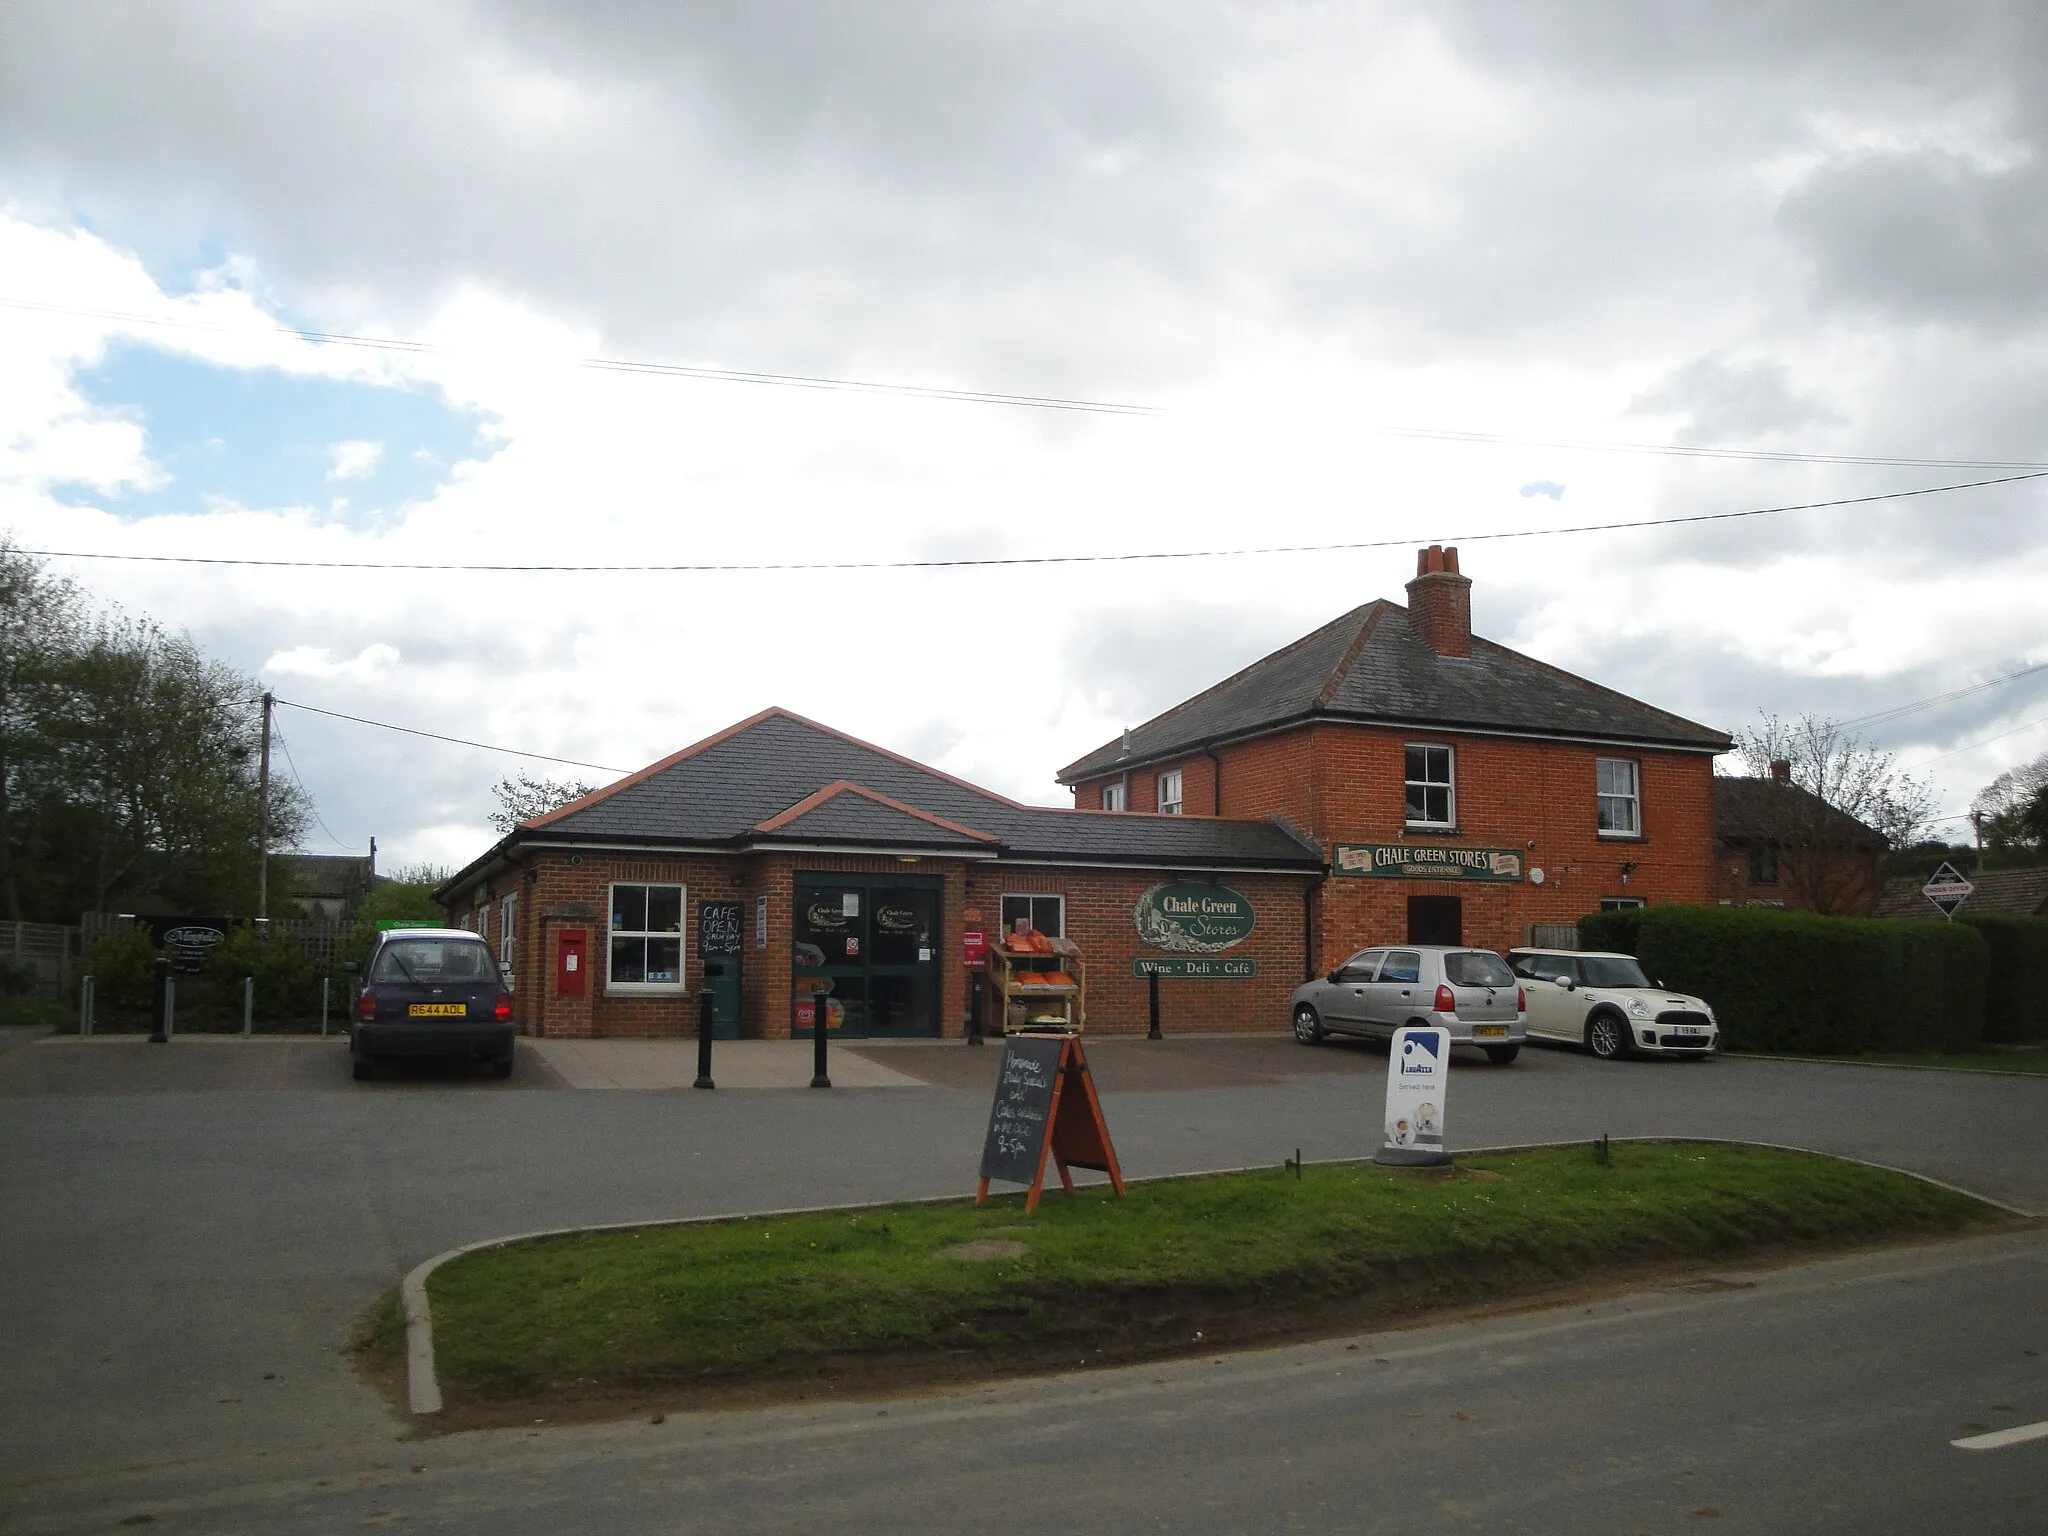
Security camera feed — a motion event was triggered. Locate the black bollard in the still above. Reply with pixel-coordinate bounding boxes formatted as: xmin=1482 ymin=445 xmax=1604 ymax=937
xmin=148 ymin=956 xmax=171 ymax=1044
xmin=810 ymin=991 xmax=832 ymax=1088
xmin=1147 ymin=969 xmax=1162 ymax=1040
xmin=967 ymin=971 xmax=984 ymax=1047
xmin=694 ymin=987 xmax=716 ymax=1089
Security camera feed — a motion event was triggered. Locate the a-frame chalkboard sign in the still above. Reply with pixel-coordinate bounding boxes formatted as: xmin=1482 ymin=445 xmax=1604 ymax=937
xmin=976 ymin=1032 xmax=1125 ymax=1213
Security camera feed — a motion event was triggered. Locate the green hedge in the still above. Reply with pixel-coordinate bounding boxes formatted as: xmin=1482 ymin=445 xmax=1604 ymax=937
xmin=1960 ymin=915 xmax=2048 ymax=1044
xmin=1575 ymin=905 xmax=1987 ymax=1054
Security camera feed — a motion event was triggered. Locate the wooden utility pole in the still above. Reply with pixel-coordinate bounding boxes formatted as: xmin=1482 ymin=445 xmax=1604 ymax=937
xmin=257 ymin=691 xmax=273 ymax=919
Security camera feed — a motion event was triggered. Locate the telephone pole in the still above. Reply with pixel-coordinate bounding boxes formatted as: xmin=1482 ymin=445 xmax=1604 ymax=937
xmin=257 ymin=691 xmax=274 ymax=920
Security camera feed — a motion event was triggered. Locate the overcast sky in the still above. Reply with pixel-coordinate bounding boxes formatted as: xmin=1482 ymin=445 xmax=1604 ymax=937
xmin=2 ymin=1 xmax=2045 ymax=872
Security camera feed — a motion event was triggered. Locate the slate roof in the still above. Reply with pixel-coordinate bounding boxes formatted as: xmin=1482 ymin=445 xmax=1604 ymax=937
xmin=1057 ymin=601 xmax=1730 ymax=783
xmin=1872 ymin=866 xmax=2048 ymax=919
xmin=441 ymin=709 xmax=1323 ymax=894
xmin=1714 ymin=777 xmax=1880 ymax=846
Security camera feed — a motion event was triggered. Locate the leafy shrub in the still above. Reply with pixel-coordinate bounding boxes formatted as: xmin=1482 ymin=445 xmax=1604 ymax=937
xmin=200 ymin=926 xmax=323 ymax=1021
xmin=1960 ymin=914 xmax=2048 ymax=1044
xmin=85 ymin=926 xmax=161 ymax=1014
xmin=1575 ymin=904 xmax=1987 ymax=1054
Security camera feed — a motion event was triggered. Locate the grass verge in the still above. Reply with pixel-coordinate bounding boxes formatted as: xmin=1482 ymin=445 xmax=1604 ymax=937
xmin=398 ymin=1143 xmax=2009 ymax=1425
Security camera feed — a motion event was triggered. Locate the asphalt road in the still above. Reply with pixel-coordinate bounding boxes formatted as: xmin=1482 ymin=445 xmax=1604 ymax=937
xmin=4 ymin=1033 xmax=2045 ymax=1531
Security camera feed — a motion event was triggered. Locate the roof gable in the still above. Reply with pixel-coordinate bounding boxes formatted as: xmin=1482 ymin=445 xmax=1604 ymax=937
xmin=1058 ymin=600 xmax=1729 ymax=782
xmin=751 ymin=781 xmax=998 ymax=846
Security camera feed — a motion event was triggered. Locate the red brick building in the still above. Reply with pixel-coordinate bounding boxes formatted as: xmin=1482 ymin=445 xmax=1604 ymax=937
xmin=1058 ymin=546 xmax=1731 ymax=970
xmin=439 ymin=545 xmax=1730 ymax=1038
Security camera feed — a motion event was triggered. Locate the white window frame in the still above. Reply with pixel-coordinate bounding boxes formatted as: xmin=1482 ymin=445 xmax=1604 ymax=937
xmin=1157 ymin=768 xmax=1183 ymax=815
xmin=1404 ymin=743 xmax=1456 ymax=828
xmin=1599 ymin=896 xmax=1646 ymax=910
xmin=1000 ymin=893 xmax=1066 ymax=939
xmin=606 ymin=880 xmax=688 ymax=992
xmin=1596 ymin=757 xmax=1641 ymax=837
xmin=1101 ymin=780 xmax=1127 ymax=812
xmin=499 ymin=893 xmax=517 ymax=991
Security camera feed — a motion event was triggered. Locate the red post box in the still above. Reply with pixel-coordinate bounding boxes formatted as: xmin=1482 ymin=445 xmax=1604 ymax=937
xmin=557 ymin=928 xmax=588 ymax=998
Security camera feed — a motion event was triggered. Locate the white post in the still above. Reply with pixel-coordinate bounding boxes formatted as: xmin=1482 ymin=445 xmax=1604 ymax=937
xmin=164 ymin=972 xmax=175 ymax=1040
xmin=80 ymin=974 xmax=94 ymax=1036
xmin=243 ymin=975 xmax=254 ymax=1036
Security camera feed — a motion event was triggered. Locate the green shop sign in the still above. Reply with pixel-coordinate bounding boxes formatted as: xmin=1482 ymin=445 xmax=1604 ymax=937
xmin=1132 ymin=881 xmax=1255 ymax=954
xmin=1333 ymin=843 xmax=1526 ymax=882
xmin=1133 ymin=957 xmax=1257 ymax=978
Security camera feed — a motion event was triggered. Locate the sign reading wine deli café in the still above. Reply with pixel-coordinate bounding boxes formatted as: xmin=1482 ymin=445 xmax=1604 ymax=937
xmin=1132 ymin=881 xmax=1258 ymax=977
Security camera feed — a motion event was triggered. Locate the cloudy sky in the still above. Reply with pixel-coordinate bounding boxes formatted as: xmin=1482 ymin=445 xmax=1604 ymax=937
xmin=3 ymin=1 xmax=2045 ymax=871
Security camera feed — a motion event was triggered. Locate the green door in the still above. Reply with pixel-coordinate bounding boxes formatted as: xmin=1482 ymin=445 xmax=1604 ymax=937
xmin=793 ymin=874 xmax=942 ymax=1038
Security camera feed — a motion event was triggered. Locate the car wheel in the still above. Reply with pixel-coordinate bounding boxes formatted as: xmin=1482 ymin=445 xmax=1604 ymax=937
xmin=490 ymin=1055 xmax=514 ymax=1079
xmin=1587 ymin=1011 xmax=1629 ymax=1060
xmin=1292 ymin=1004 xmax=1325 ymax=1045
xmin=1483 ymin=1044 xmax=1520 ymax=1065
xmin=352 ymin=1057 xmax=374 ymax=1081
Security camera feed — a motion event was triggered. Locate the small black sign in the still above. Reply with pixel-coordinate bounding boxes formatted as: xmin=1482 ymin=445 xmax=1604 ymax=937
xmin=147 ymin=916 xmax=231 ymax=974
xmin=699 ymin=901 xmax=744 ymax=957
xmin=979 ymin=1036 xmax=1066 ymax=1187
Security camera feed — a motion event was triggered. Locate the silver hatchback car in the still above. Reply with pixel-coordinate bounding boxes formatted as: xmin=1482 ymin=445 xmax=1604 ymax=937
xmin=1291 ymin=944 xmax=1528 ymax=1063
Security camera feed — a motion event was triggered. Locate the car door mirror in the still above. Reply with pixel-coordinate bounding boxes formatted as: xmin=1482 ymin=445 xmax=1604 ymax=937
xmin=1327 ymin=969 xmax=1345 ymax=984
xmin=1558 ymin=975 xmax=1574 ymax=991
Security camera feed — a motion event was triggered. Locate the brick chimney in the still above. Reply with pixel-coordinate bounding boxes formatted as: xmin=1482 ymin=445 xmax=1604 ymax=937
xmin=1404 ymin=545 xmax=1473 ymax=657
xmin=1769 ymin=758 xmax=1791 ymax=782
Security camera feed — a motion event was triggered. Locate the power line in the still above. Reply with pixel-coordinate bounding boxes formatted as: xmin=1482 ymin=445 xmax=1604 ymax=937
xmin=10 ymin=292 xmax=2048 ymax=469
xmin=1838 ymin=659 xmax=2048 ymax=730
xmin=1915 ymin=710 xmax=2048 ymax=767
xmin=25 ymin=469 xmax=2048 ymax=575
xmin=0 ymin=295 xmax=1158 ymax=418
xmin=272 ymin=695 xmax=628 ymax=774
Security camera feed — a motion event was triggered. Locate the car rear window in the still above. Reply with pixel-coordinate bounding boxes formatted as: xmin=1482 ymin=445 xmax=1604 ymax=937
xmin=370 ymin=939 xmax=498 ymax=984
xmin=1445 ymin=952 xmax=1515 ymax=987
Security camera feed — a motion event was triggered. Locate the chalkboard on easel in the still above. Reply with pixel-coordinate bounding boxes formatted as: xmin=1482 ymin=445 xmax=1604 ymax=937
xmin=699 ymin=901 xmax=744 ymax=957
xmin=977 ymin=1033 xmax=1125 ymax=1213
xmin=979 ymin=1035 xmax=1066 ymax=1186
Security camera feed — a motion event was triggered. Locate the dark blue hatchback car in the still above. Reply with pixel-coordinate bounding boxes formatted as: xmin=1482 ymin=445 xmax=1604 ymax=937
xmin=348 ymin=927 xmax=514 ymax=1080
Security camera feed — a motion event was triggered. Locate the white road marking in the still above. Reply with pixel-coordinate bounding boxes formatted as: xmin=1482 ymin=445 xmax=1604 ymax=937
xmin=1952 ymin=1420 xmax=2048 ymax=1451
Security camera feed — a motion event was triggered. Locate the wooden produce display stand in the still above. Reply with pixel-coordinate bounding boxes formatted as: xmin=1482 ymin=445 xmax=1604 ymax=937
xmin=985 ymin=928 xmax=1086 ymax=1034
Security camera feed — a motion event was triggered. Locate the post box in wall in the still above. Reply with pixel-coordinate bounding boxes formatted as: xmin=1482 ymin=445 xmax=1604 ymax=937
xmin=557 ymin=928 xmax=588 ymax=998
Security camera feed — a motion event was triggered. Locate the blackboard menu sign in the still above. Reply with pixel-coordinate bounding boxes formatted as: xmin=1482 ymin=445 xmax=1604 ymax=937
xmin=698 ymin=901 xmax=743 ymax=957
xmin=977 ymin=1034 xmax=1125 ymax=1213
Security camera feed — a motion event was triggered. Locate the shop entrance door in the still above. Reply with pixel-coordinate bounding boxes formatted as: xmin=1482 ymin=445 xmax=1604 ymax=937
xmin=1407 ymin=895 xmax=1463 ymax=946
xmin=792 ymin=873 xmax=943 ymax=1038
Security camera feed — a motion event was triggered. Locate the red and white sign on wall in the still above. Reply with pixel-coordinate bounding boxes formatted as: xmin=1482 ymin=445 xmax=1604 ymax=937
xmin=963 ymin=929 xmax=988 ymax=970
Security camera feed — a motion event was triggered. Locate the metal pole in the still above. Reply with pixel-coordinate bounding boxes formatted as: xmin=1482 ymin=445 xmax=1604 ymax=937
xmin=80 ymin=974 xmax=94 ymax=1036
xmin=967 ymin=971 xmax=984 ymax=1046
xmin=166 ymin=971 xmax=175 ymax=1039
xmin=810 ymin=988 xmax=831 ymax=1089
xmin=243 ymin=975 xmax=254 ymax=1036
xmin=1148 ymin=969 xmax=1162 ymax=1040
xmin=694 ymin=987 xmax=716 ymax=1089
xmin=321 ymin=975 xmax=330 ymax=1037
xmin=149 ymin=957 xmax=170 ymax=1044
xmin=256 ymin=691 xmax=273 ymax=921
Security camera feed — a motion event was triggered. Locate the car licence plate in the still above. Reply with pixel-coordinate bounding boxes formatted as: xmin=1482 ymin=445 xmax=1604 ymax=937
xmin=408 ymin=1003 xmax=466 ymax=1017
xmin=1672 ymin=1026 xmax=1707 ymax=1036
xmin=1472 ymin=1025 xmax=1508 ymax=1038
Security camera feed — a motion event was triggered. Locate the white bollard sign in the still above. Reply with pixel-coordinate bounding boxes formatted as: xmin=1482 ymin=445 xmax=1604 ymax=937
xmin=1376 ymin=1025 xmax=1453 ymax=1167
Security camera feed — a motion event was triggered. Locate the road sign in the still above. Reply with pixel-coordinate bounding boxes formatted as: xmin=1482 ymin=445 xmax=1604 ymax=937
xmin=1922 ymin=862 xmax=1975 ymax=918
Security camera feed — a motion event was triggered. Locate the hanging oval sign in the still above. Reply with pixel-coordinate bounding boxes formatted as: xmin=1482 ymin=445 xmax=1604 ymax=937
xmin=1133 ymin=882 xmax=1255 ymax=954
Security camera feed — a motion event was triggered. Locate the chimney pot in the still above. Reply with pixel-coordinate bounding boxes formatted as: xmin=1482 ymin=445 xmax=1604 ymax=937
xmin=1405 ymin=546 xmax=1475 ymax=657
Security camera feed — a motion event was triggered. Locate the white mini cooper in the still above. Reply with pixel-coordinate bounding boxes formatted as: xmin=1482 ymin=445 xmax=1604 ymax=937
xmin=1507 ymin=949 xmax=1718 ymax=1059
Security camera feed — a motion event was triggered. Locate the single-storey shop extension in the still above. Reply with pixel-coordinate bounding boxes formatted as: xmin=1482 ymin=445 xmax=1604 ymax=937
xmin=439 ymin=546 xmax=1730 ymax=1039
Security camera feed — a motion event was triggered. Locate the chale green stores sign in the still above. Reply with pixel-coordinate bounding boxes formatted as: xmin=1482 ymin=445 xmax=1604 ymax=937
xmin=1133 ymin=882 xmax=1256 ymax=956
xmin=1333 ymin=843 xmax=1525 ymax=882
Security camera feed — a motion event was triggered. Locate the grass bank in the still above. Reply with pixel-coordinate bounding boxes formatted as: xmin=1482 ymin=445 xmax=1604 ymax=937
xmin=401 ymin=1143 xmax=2005 ymax=1423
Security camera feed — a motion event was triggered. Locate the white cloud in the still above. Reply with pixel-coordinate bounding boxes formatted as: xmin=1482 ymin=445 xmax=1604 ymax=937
xmin=326 ymin=439 xmax=383 ymax=480
xmin=262 ymin=642 xmax=403 ymax=682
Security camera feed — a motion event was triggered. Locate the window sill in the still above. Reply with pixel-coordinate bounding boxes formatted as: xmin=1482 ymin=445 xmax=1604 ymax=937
xmin=1401 ymin=824 xmax=1463 ymax=838
xmin=603 ymin=985 xmax=690 ymax=998
xmin=1596 ymin=832 xmax=1647 ymax=843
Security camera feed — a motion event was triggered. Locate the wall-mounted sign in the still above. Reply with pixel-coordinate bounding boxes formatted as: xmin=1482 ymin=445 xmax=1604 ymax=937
xmin=963 ymin=929 xmax=988 ymax=971
xmin=1132 ymin=882 xmax=1255 ymax=953
xmin=755 ymin=895 xmax=768 ymax=949
xmin=1132 ymin=957 xmax=1256 ymax=978
xmin=698 ymin=900 xmax=743 ymax=956
xmin=1334 ymin=843 xmax=1525 ymax=883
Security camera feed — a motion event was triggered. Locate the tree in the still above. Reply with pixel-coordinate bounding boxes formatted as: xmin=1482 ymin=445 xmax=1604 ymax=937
xmin=488 ymin=770 xmax=598 ymax=833
xmin=1730 ymin=713 xmax=1936 ymax=915
xmin=1971 ymin=750 xmax=2048 ymax=862
xmin=0 ymin=542 xmax=83 ymax=921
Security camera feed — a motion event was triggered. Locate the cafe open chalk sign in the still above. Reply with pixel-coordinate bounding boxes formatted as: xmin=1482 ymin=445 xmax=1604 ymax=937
xmin=1375 ymin=1025 xmax=1453 ymax=1168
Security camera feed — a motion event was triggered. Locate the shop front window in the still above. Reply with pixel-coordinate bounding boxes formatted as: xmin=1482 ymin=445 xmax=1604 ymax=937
xmin=870 ymin=886 xmax=937 ymax=966
xmin=1000 ymin=893 xmax=1065 ymax=939
xmin=610 ymin=882 xmax=684 ymax=987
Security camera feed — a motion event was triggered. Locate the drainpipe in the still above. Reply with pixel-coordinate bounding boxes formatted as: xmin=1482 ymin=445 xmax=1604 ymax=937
xmin=1303 ymin=876 xmax=1322 ymax=983
xmin=1205 ymin=747 xmax=1224 ymax=816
